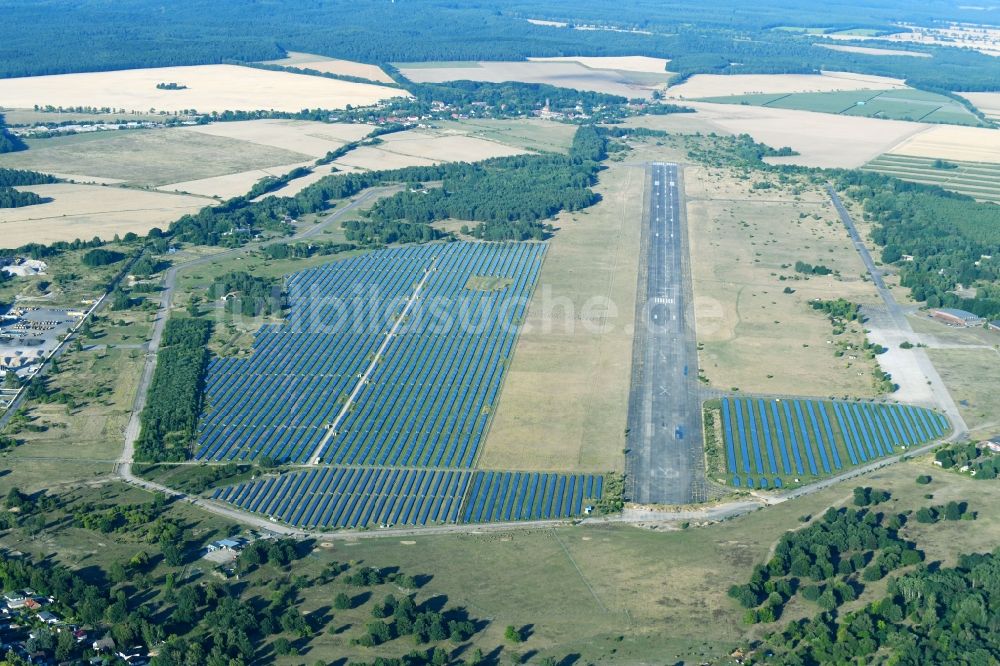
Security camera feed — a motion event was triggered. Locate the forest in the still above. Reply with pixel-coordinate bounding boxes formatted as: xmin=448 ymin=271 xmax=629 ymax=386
xmin=5 ymin=1 xmax=1000 ymax=91
xmin=745 ymin=549 xmax=1000 ymax=664
xmin=358 ymin=124 xmax=606 ymax=242
xmin=834 ymin=170 xmax=1000 ymax=319
xmin=135 ymin=317 xmax=212 ymax=462
xmin=0 ymin=167 xmax=56 ymax=208
xmin=211 ymin=271 xmax=286 ymax=318
xmin=171 ymin=124 xmax=607 ymax=246
xmin=0 ymin=115 xmax=26 ymax=154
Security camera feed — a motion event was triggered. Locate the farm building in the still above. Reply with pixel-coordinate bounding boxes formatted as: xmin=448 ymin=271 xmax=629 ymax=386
xmin=984 ymin=438 xmax=1000 ymax=454
xmin=206 ymin=538 xmax=245 ymax=553
xmin=989 ymin=320 xmax=1000 ymax=332
xmin=930 ymin=308 xmax=984 ymax=327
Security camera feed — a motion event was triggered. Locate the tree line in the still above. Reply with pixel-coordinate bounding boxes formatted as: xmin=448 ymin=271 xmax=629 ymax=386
xmin=135 ymin=317 xmax=212 ymax=462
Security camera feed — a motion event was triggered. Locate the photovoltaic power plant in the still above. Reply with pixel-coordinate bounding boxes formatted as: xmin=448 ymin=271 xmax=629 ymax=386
xmin=720 ymin=397 xmax=949 ymax=489
xmin=195 ymin=242 xmax=545 ymax=466
xmin=211 ymin=468 xmax=604 ymax=528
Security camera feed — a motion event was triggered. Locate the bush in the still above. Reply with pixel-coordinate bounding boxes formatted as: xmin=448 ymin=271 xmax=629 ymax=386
xmin=916 ymin=475 xmax=932 ymax=485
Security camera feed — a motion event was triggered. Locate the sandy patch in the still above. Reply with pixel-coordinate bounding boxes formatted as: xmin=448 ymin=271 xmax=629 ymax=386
xmin=0 ymin=184 xmax=207 ymax=245
xmin=398 ymin=61 xmax=663 ymax=98
xmin=886 ymin=124 xmax=1000 ymax=162
xmin=526 ymin=18 xmax=568 ymax=27
xmin=666 ymin=71 xmax=906 ymax=99
xmin=817 ymin=44 xmax=930 ymax=58
xmin=263 ymin=52 xmax=395 ymax=84
xmin=624 ymin=102 xmax=928 ymax=168
xmin=0 ymin=65 xmax=407 ymax=114
xmin=528 ymin=55 xmax=670 ymax=73
xmin=180 ymin=119 xmax=374 ymax=158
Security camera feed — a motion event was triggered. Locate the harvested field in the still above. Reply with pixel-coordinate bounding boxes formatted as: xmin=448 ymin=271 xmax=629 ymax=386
xmin=957 ymin=92 xmax=1000 ymax=122
xmin=623 ymin=103 xmax=928 ymax=168
xmin=180 ymin=119 xmax=374 ymax=157
xmin=330 ymin=128 xmax=527 ymax=170
xmin=397 ymin=60 xmax=664 ymax=98
xmin=684 ymin=162 xmax=882 ymax=397
xmin=261 ymin=51 xmax=395 ymax=83
xmin=0 ymin=64 xmax=406 ymax=114
xmin=862 ymin=154 xmax=1000 ymax=203
xmin=0 ymin=129 xmax=311 ymax=188
xmin=886 ymin=124 xmax=1000 ymax=162
xmin=698 ymin=88 xmax=979 ymax=126
xmin=817 ymin=43 xmax=931 ymax=57
xmin=158 ymin=161 xmax=313 ymax=199
xmin=527 ymin=55 xmax=671 ymax=73
xmin=0 ymin=184 xmax=206 ymax=245
xmin=665 ymin=71 xmax=905 ymax=99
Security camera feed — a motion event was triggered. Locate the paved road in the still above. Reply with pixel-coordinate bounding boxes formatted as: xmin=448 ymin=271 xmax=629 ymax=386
xmin=827 ymin=186 xmax=968 ymax=439
xmin=117 ymin=187 xmax=398 ymax=482
xmin=625 ymin=163 xmax=705 ymax=505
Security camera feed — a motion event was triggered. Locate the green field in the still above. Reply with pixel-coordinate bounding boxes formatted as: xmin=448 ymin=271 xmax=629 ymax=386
xmin=863 ymin=153 xmax=1000 ymax=202
xmin=699 ymin=88 xmax=982 ymax=126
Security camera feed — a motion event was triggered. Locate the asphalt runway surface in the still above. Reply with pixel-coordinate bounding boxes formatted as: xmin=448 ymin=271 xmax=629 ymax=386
xmin=625 ymin=162 xmax=705 ymax=505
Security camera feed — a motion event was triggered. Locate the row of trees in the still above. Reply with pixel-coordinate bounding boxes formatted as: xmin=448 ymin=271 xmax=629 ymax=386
xmin=134 ymin=317 xmax=212 ymax=462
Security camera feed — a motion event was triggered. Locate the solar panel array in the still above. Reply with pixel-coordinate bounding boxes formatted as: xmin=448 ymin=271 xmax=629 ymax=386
xmin=211 ymin=468 xmax=604 ymax=529
xmin=720 ymin=397 xmax=949 ymax=489
xmin=196 ymin=242 xmax=544 ymax=465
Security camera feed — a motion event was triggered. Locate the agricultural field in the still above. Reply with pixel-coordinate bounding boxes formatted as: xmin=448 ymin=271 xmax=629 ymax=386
xmin=0 ymin=183 xmax=207 ymax=245
xmin=261 ymin=51 xmax=395 ymax=83
xmin=178 ymin=119 xmax=375 ymax=157
xmin=210 ymin=468 xmax=604 ymax=528
xmin=396 ymin=60 xmax=666 ymax=98
xmin=710 ymin=397 xmax=948 ymax=489
xmin=862 ymin=154 xmax=1000 ymax=203
xmin=327 ymin=127 xmax=529 ymax=171
xmin=0 ymin=64 xmax=407 ymax=114
xmin=697 ymin=88 xmax=981 ymax=126
xmin=0 ymin=128 xmax=311 ymax=187
xmin=957 ymin=91 xmax=1000 ymax=123
xmin=527 ymin=55 xmax=671 ymax=74
xmin=622 ymin=103 xmax=928 ymax=168
xmin=196 ymin=242 xmax=544 ymax=466
xmin=816 ymin=43 xmax=931 ymax=57
xmin=886 ymin=123 xmax=1000 ymax=162
xmin=664 ymin=71 xmax=905 ymax=99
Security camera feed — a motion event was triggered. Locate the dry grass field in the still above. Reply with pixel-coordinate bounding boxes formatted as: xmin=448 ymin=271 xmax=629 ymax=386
xmin=527 ymin=55 xmax=671 ymax=73
xmin=0 ymin=184 xmax=207 ymax=244
xmin=261 ymin=51 xmax=395 ymax=83
xmin=159 ymin=162 xmax=314 ymax=199
xmin=320 ymin=459 xmax=1000 ymax=663
xmin=623 ymin=103 xmax=928 ymax=168
xmin=0 ymin=129 xmax=312 ymax=187
xmin=438 ymin=118 xmax=578 ymax=153
xmin=179 ymin=119 xmax=376 ymax=157
xmin=0 ymin=64 xmax=406 ymax=114
xmin=886 ymin=124 xmax=1000 ymax=162
xmin=397 ymin=60 xmax=665 ymax=98
xmin=665 ymin=71 xmax=905 ymax=99
xmin=817 ymin=43 xmax=931 ymax=57
xmin=480 ymin=147 xmax=665 ymax=473
xmin=684 ymin=162 xmax=882 ymax=397
xmin=926 ymin=347 xmax=1000 ymax=438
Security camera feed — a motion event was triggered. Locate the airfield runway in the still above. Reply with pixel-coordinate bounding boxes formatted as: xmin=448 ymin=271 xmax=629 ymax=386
xmin=625 ymin=162 xmax=705 ymax=505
